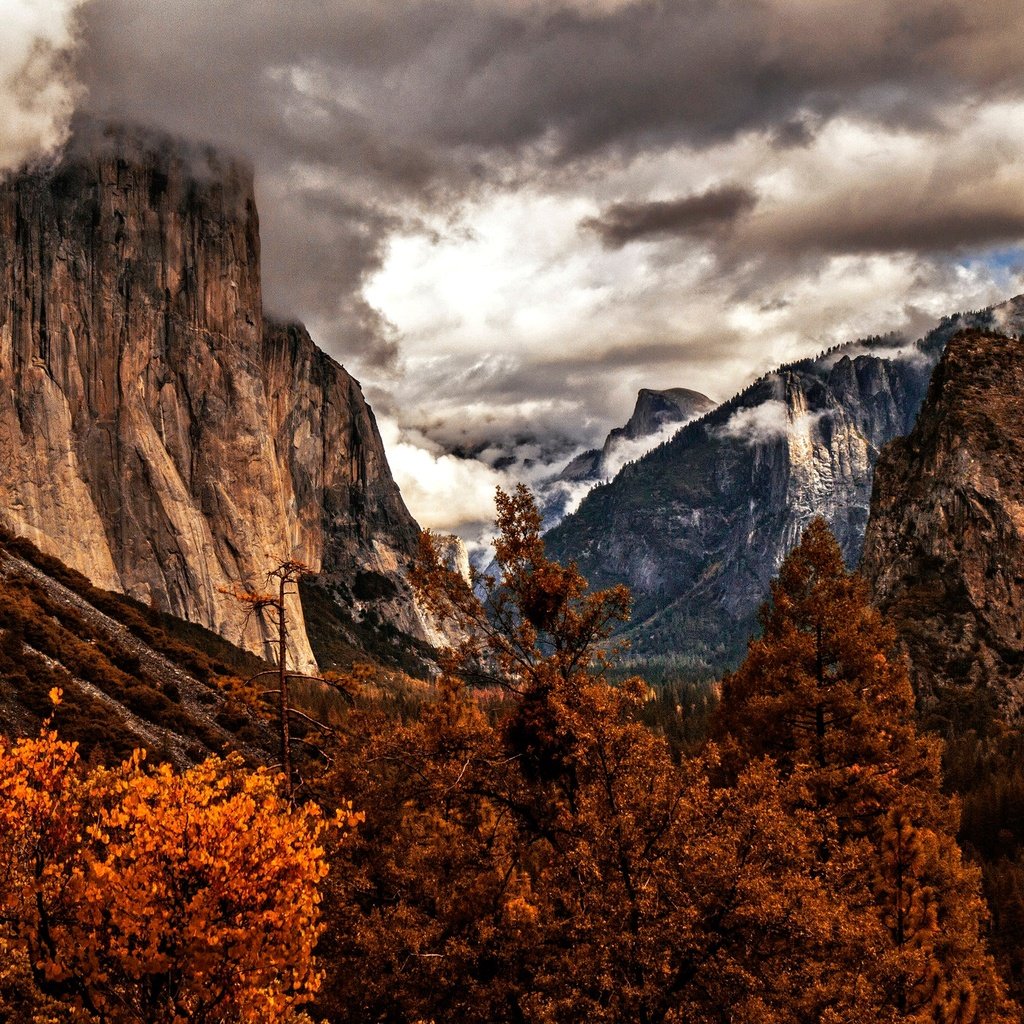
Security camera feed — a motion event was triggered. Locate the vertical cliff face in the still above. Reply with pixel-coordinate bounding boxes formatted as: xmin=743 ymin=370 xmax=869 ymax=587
xmin=616 ymin=388 xmax=716 ymax=442
xmin=0 ymin=123 xmax=428 ymax=670
xmin=260 ymin=319 xmax=435 ymax=665
xmin=546 ymin=305 xmax=1024 ymax=673
xmin=261 ymin=319 xmax=420 ymax=569
xmin=862 ymin=329 xmax=1024 ymax=720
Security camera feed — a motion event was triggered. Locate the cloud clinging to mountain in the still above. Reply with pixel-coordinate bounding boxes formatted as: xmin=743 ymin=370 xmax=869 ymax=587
xmin=12 ymin=0 xmax=1024 ymax=534
xmin=0 ymin=0 xmax=83 ymax=171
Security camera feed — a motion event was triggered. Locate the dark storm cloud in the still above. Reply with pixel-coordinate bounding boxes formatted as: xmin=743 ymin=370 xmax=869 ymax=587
xmin=582 ymin=184 xmax=757 ymax=248
xmin=257 ymin=183 xmax=406 ymax=366
xmin=70 ymin=0 xmax=1024 ymax=369
xmin=770 ymin=117 xmax=819 ymax=150
xmin=558 ymin=339 xmax=706 ymax=370
xmin=755 ymin=201 xmax=1024 ymax=259
xmin=75 ymin=0 xmax=1024 ymax=197
xmin=705 ymin=144 xmax=1024 ymax=282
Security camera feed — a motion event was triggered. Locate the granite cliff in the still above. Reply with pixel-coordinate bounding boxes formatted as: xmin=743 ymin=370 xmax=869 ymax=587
xmin=547 ymin=298 xmax=1024 ymax=673
xmin=862 ymin=328 xmax=1024 ymax=723
xmin=0 ymin=123 xmax=431 ymax=671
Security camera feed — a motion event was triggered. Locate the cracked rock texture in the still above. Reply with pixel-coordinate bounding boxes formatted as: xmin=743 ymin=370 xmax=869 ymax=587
xmin=862 ymin=328 xmax=1024 ymax=717
xmin=0 ymin=123 xmax=429 ymax=671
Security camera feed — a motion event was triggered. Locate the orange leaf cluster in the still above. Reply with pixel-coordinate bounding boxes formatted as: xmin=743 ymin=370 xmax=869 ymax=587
xmin=0 ymin=731 xmax=342 ymax=1023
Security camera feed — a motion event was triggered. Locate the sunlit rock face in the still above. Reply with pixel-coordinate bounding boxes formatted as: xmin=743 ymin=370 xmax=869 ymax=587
xmin=430 ymin=534 xmax=471 ymax=586
xmin=863 ymin=327 xmax=1024 ymax=719
xmin=547 ymin=299 xmax=1024 ymax=674
xmin=0 ymin=122 xmax=430 ymax=671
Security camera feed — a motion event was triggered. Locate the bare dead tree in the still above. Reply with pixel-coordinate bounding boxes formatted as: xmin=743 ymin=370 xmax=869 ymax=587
xmin=222 ymin=560 xmax=346 ymax=797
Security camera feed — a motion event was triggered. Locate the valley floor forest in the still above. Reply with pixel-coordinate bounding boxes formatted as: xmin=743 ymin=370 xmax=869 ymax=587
xmin=2 ymin=487 xmax=1023 ymax=1023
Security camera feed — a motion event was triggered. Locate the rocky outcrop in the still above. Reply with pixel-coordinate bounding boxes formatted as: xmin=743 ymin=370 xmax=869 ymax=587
xmin=557 ymin=387 xmax=715 ymax=485
xmin=0 ymin=122 xmax=430 ymax=671
xmin=618 ymin=388 xmax=716 ymax=442
xmin=547 ymin=299 xmax=1024 ymax=673
xmin=862 ymin=329 xmax=1024 ymax=720
xmin=432 ymin=534 xmax=471 ymax=586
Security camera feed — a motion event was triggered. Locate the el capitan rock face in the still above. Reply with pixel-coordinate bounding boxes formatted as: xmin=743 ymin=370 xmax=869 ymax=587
xmin=862 ymin=328 xmax=1024 ymax=720
xmin=0 ymin=123 xmax=429 ymax=670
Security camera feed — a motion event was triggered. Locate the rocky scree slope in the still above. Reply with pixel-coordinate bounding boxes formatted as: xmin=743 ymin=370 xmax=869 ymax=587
xmin=0 ymin=528 xmax=276 ymax=767
xmin=0 ymin=123 xmax=434 ymax=674
xmin=547 ymin=297 xmax=1024 ymax=674
xmin=862 ymin=329 xmax=1024 ymax=725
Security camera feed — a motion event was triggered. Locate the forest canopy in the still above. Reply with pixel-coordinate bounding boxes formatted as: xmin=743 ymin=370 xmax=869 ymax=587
xmin=0 ymin=492 xmax=1017 ymax=1023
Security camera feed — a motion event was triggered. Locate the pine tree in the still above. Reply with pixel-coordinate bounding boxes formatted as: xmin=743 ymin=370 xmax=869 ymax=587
xmin=320 ymin=490 xmax=868 ymax=1023
xmin=718 ymin=518 xmax=1017 ymax=1022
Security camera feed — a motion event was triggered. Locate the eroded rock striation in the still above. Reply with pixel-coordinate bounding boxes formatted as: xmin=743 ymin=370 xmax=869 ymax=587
xmin=0 ymin=122 xmax=430 ymax=670
xmin=862 ymin=329 xmax=1024 ymax=720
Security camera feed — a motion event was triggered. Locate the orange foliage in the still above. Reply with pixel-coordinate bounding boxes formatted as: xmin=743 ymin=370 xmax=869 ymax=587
xmin=0 ymin=699 xmax=345 ymax=1024
xmin=319 ymin=488 xmax=867 ymax=1022
xmin=719 ymin=518 xmax=1018 ymax=1023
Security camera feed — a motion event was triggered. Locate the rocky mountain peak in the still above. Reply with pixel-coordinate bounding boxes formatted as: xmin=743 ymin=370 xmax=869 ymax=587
xmin=617 ymin=388 xmax=717 ymax=442
xmin=0 ymin=122 xmax=434 ymax=672
xmin=555 ymin=386 xmax=715 ymax=488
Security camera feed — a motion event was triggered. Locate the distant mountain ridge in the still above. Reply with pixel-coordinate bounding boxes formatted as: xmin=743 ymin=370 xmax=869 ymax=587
xmin=547 ymin=296 xmax=1024 ymax=674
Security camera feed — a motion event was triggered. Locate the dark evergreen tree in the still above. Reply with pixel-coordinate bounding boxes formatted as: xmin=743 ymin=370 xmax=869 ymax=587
xmin=718 ymin=518 xmax=1017 ymax=1023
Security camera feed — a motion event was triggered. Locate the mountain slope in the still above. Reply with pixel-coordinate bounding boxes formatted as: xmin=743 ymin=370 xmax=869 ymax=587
xmin=0 ymin=527 xmax=275 ymax=766
xmin=862 ymin=329 xmax=1024 ymax=725
xmin=0 ymin=122 xmax=433 ymax=671
xmin=547 ymin=297 xmax=1024 ymax=673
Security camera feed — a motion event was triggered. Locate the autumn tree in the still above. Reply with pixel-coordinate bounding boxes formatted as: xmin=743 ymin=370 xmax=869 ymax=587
xmin=717 ymin=518 xmax=1017 ymax=1022
xmin=318 ymin=488 xmax=869 ymax=1023
xmin=0 ymin=699 xmax=345 ymax=1024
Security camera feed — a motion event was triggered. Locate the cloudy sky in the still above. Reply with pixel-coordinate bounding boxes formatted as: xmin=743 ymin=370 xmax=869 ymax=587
xmin=4 ymin=0 xmax=1024 ymax=542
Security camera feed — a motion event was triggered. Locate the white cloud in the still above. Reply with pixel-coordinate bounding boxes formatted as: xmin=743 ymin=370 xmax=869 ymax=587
xmin=378 ymin=417 xmax=505 ymax=533
xmin=717 ymin=400 xmax=791 ymax=444
xmin=716 ymin=399 xmax=833 ymax=446
xmin=0 ymin=0 xmax=84 ymax=172
xmin=363 ymin=106 xmax=1024 ymax=430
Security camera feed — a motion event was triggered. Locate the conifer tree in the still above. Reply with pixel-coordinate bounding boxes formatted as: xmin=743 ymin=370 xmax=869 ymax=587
xmin=320 ymin=490 xmax=867 ymax=1023
xmin=718 ymin=517 xmax=1017 ymax=1023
